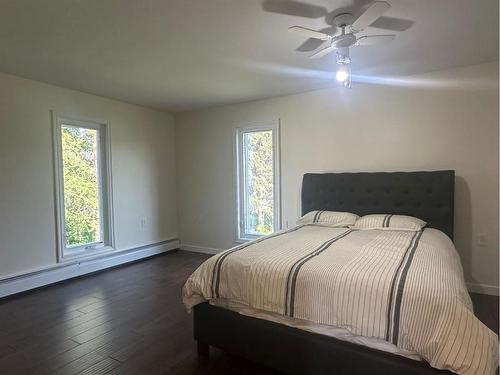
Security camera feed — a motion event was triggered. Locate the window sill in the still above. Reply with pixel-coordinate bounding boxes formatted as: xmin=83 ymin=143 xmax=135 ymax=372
xmin=59 ymin=245 xmax=116 ymax=263
xmin=235 ymin=235 xmax=265 ymax=244
xmin=235 ymin=238 xmax=252 ymax=244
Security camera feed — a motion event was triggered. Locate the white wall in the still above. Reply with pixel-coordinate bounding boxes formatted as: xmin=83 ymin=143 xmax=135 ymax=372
xmin=175 ymin=62 xmax=499 ymax=292
xmin=0 ymin=72 xmax=178 ymax=278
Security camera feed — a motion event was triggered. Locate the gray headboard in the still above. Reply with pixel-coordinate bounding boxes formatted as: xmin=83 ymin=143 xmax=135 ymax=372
xmin=301 ymin=170 xmax=455 ymax=239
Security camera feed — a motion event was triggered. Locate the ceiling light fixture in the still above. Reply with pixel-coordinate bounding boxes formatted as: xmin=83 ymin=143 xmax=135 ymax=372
xmin=284 ymin=1 xmax=397 ymax=90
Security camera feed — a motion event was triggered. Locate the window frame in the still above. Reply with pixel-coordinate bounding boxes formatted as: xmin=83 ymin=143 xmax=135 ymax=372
xmin=52 ymin=112 xmax=115 ymax=262
xmin=234 ymin=120 xmax=281 ymax=242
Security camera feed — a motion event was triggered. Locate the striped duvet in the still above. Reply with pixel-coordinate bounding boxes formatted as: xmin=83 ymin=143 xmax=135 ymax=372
xmin=183 ymin=224 xmax=498 ymax=374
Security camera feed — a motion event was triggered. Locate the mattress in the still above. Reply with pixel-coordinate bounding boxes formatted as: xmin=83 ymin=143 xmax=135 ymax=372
xmin=183 ymin=224 xmax=498 ymax=375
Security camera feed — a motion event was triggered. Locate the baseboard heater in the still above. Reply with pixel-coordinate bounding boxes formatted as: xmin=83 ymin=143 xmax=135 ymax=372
xmin=0 ymin=238 xmax=179 ymax=298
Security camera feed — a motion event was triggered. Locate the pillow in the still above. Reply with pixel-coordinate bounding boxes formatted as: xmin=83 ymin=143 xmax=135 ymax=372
xmin=352 ymin=214 xmax=426 ymax=232
xmin=297 ymin=210 xmax=358 ymax=228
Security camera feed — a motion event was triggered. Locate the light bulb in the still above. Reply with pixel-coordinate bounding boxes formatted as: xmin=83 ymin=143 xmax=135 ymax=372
xmin=336 ymin=69 xmax=348 ymax=82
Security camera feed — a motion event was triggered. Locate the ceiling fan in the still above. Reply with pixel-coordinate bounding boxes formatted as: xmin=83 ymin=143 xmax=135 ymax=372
xmin=285 ymin=1 xmax=397 ymax=88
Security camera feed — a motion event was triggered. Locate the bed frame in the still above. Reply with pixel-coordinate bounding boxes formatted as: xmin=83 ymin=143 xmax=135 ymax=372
xmin=193 ymin=170 xmax=455 ymax=375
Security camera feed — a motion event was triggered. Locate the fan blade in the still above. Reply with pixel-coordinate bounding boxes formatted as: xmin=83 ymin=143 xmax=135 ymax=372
xmin=296 ymin=38 xmax=325 ymax=52
xmin=296 ymin=26 xmax=337 ymax=52
xmin=288 ymin=26 xmax=331 ymax=40
xmin=262 ymin=0 xmax=327 ymax=18
xmin=356 ymin=34 xmax=395 ymax=45
xmin=370 ymin=17 xmax=414 ymax=32
xmin=351 ymin=1 xmax=391 ymax=32
xmin=310 ymin=45 xmax=336 ymax=59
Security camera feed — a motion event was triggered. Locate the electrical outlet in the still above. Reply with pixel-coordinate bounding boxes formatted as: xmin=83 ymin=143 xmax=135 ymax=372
xmin=477 ymin=233 xmax=488 ymax=247
xmin=285 ymin=220 xmax=289 ymax=229
xmin=140 ymin=217 xmax=147 ymax=230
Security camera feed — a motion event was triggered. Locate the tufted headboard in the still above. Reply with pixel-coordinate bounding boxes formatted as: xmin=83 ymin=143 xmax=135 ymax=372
xmin=301 ymin=170 xmax=455 ymax=239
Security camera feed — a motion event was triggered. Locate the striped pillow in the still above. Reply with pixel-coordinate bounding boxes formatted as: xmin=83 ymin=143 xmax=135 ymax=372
xmin=353 ymin=214 xmax=426 ymax=231
xmin=297 ymin=210 xmax=358 ymax=227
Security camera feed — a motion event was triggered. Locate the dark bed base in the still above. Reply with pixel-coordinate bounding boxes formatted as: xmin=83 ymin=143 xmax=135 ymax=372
xmin=193 ymin=303 xmax=452 ymax=375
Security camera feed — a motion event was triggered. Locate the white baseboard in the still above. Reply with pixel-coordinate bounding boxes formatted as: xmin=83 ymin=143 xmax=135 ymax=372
xmin=180 ymin=243 xmax=224 ymax=255
xmin=467 ymin=282 xmax=499 ymax=296
xmin=0 ymin=239 xmax=180 ymax=298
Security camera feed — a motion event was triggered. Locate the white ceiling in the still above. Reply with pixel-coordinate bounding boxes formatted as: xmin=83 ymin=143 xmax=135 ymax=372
xmin=0 ymin=0 xmax=497 ymax=112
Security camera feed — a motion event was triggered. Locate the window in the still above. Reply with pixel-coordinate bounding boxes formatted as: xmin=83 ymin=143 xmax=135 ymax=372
xmin=53 ymin=114 xmax=114 ymax=260
xmin=235 ymin=121 xmax=280 ymax=241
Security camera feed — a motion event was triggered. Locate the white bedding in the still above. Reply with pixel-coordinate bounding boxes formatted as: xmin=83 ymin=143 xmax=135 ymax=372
xmin=183 ymin=225 xmax=498 ymax=374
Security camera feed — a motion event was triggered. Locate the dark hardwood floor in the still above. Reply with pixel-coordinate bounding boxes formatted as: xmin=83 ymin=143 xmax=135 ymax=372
xmin=0 ymin=250 xmax=497 ymax=375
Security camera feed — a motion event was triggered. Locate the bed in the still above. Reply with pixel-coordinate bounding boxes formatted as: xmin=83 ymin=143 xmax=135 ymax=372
xmin=183 ymin=171 xmax=498 ymax=375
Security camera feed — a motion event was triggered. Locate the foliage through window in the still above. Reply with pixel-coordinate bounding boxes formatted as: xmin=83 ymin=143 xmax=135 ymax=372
xmin=54 ymin=116 xmax=113 ymax=259
xmin=236 ymin=123 xmax=280 ymax=240
xmin=61 ymin=125 xmax=101 ymax=247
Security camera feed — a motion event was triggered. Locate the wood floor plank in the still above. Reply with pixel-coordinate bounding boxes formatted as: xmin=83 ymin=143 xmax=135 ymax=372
xmin=51 ymin=351 xmax=106 ymax=375
xmin=38 ymin=343 xmax=98 ymax=373
xmin=0 ymin=338 xmax=80 ymax=374
xmin=27 ymin=330 xmax=141 ymax=373
xmin=0 ymin=343 xmax=15 ymax=360
xmin=74 ymin=356 xmax=120 ymax=375
xmin=0 ymin=250 xmax=497 ymax=375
